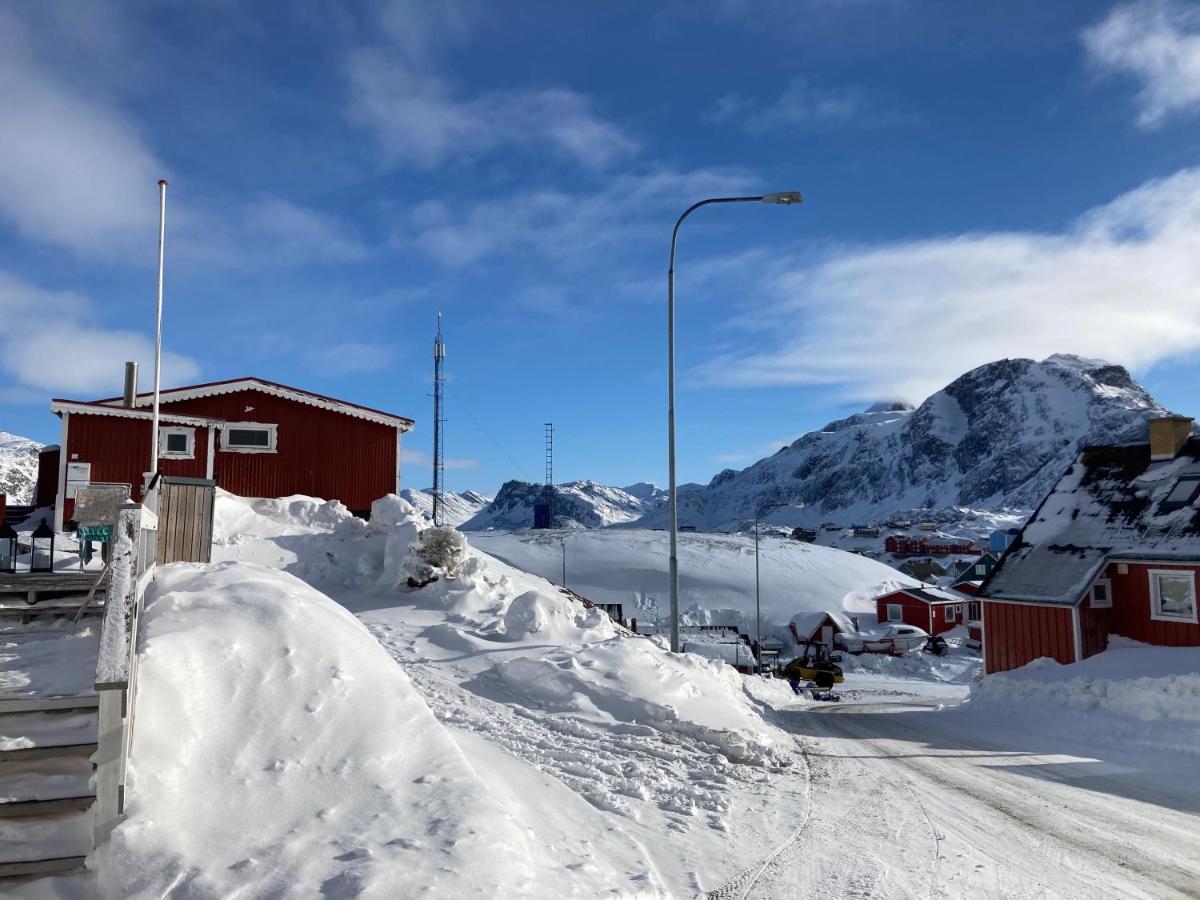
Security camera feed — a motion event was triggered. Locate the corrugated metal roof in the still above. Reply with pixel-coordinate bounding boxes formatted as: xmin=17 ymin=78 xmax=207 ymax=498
xmin=982 ymin=437 xmax=1200 ymax=605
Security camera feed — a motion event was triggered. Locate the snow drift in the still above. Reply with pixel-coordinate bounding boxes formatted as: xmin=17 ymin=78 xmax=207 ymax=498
xmin=94 ymin=561 xmax=644 ymax=898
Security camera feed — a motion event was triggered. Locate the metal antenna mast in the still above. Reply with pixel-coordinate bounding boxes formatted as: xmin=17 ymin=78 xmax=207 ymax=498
xmin=432 ymin=313 xmax=446 ymax=526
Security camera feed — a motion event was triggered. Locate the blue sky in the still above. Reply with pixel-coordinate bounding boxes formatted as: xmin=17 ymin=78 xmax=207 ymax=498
xmin=3 ymin=0 xmax=1200 ymax=495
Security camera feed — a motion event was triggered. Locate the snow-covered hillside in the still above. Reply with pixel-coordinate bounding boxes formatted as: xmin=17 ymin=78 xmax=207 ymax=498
xmin=636 ymin=355 xmax=1177 ymax=533
xmin=462 ymin=479 xmax=666 ymax=530
xmin=0 ymin=431 xmax=41 ymax=504
xmin=399 ymin=487 xmax=491 ymax=526
xmin=470 ymin=528 xmax=916 ymax=632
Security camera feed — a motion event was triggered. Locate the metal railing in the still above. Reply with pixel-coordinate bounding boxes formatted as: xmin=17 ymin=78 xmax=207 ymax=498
xmin=92 ymin=480 xmax=158 ymax=845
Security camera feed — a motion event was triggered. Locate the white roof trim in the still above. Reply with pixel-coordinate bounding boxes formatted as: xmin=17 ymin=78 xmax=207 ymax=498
xmin=109 ymin=379 xmax=412 ymax=429
xmin=51 ymin=400 xmax=220 ymax=426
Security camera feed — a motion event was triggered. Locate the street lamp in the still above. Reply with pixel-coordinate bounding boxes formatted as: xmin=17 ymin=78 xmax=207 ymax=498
xmin=754 ymin=501 xmax=799 ymax=673
xmin=667 ymin=191 xmax=803 ymax=653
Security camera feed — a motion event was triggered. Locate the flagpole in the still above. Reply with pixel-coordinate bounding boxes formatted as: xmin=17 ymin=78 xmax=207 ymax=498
xmin=149 ymin=179 xmax=168 ymax=481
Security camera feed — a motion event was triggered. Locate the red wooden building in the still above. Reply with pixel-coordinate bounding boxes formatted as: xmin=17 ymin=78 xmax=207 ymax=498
xmin=885 ymin=535 xmax=975 ymax=557
xmin=874 ymin=586 xmax=970 ymax=634
xmin=979 ymin=417 xmax=1200 ymax=674
xmin=42 ymin=377 xmax=414 ymax=529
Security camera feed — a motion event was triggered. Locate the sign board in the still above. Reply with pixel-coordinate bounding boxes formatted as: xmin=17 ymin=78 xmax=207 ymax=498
xmin=73 ymin=483 xmax=131 ymax=528
xmin=77 ymin=523 xmax=114 ymax=543
xmin=65 ymin=462 xmax=92 ymax=499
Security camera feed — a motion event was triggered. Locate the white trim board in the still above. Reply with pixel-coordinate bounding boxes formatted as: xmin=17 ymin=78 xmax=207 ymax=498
xmin=51 ymin=401 xmax=219 ymax=427
xmin=111 ymin=379 xmax=412 ymax=430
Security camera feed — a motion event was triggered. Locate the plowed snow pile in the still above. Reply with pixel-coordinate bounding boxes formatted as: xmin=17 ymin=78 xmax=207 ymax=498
xmin=95 ymin=561 xmax=654 ymax=898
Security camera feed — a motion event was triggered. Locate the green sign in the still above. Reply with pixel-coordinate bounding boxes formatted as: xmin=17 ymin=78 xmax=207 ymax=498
xmin=77 ymin=524 xmax=113 ymax=543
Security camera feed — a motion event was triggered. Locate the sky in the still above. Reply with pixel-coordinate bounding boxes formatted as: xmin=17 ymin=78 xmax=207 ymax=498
xmin=3 ymin=0 xmax=1200 ymax=495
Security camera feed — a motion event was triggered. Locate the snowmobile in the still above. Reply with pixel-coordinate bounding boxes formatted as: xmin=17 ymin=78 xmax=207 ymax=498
xmin=923 ymin=634 xmax=949 ymax=656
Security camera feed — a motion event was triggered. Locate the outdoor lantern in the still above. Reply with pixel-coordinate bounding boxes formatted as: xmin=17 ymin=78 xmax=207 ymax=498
xmin=30 ymin=521 xmax=54 ymax=573
xmin=0 ymin=522 xmax=15 ymax=574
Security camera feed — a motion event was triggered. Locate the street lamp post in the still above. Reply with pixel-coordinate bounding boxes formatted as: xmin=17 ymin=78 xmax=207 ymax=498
xmin=667 ymin=192 xmax=803 ymax=653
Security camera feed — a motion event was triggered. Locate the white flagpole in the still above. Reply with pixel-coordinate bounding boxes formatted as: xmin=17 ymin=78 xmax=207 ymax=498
xmin=149 ymin=179 xmax=168 ymax=481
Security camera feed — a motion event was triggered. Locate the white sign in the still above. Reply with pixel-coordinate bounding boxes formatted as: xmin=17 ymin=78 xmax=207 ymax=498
xmin=66 ymin=462 xmax=92 ymax=499
xmin=74 ymin=483 xmax=131 ymax=527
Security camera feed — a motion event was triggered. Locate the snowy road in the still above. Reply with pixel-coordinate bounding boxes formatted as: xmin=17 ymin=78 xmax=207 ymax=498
xmin=731 ymin=694 xmax=1200 ymax=900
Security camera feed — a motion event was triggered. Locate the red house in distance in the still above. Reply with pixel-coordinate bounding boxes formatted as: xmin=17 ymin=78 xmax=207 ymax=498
xmin=42 ymin=377 xmax=414 ymax=530
xmin=979 ymin=416 xmax=1200 ymax=674
xmin=874 ymin=586 xmax=970 ymax=635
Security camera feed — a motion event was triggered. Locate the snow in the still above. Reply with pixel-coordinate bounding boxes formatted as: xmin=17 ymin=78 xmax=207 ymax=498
xmin=0 ymin=624 xmax=98 ymax=700
xmin=469 ymin=528 xmax=918 ymax=636
xmin=66 ymin=488 xmax=1200 ymax=897
xmin=95 ymin=560 xmax=654 ymax=898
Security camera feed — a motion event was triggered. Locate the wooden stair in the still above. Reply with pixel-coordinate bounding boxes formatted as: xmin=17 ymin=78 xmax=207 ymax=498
xmin=0 ymin=627 xmax=102 ymax=881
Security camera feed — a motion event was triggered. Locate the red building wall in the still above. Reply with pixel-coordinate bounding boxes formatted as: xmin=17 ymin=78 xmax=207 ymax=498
xmin=158 ymin=389 xmax=397 ymax=513
xmin=61 ymin=415 xmax=209 ymax=522
xmin=876 ymin=591 xmax=933 ymax=632
xmin=983 ymin=601 xmax=1076 ymax=674
xmin=35 ymin=447 xmax=61 ymax=508
xmin=1079 ymin=562 xmax=1200 ymax=657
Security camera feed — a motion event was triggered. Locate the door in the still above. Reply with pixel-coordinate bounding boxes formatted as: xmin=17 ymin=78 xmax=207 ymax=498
xmin=821 ymin=625 xmax=834 ymax=648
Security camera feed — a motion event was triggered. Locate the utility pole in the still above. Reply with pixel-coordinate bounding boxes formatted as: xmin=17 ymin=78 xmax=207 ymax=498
xmin=432 ymin=314 xmax=446 ymax=526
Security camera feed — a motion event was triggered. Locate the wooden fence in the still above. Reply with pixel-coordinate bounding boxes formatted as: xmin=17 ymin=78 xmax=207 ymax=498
xmin=156 ymin=477 xmax=215 ymax=566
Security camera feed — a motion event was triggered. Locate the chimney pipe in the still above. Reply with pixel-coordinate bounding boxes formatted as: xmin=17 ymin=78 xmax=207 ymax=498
xmin=1149 ymin=416 xmax=1194 ymax=461
xmin=123 ymin=361 xmax=139 ymax=408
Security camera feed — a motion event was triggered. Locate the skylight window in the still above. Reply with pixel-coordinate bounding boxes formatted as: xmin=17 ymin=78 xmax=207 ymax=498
xmin=1163 ymin=475 xmax=1200 ymax=511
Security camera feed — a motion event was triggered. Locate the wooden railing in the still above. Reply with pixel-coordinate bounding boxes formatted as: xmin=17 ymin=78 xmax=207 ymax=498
xmin=92 ymin=482 xmax=158 ymax=846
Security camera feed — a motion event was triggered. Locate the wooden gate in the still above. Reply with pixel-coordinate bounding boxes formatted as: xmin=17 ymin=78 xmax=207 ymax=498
xmin=155 ymin=477 xmax=216 ymax=565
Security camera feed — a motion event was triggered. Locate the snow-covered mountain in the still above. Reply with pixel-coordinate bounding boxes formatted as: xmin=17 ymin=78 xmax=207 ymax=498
xmin=462 ymin=480 xmax=666 ymax=531
xmin=0 ymin=432 xmax=41 ymax=505
xmin=635 ymin=355 xmax=1180 ymax=532
xmin=399 ymin=487 xmax=492 ymax=527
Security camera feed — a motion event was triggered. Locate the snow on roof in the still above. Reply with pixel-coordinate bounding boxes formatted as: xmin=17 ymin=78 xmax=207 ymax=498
xmin=73 ymin=377 xmax=413 ymax=429
xmin=789 ymin=609 xmax=859 ymax=640
xmin=878 ymin=586 xmax=966 ymax=604
xmin=982 ymin=437 xmax=1200 ymax=605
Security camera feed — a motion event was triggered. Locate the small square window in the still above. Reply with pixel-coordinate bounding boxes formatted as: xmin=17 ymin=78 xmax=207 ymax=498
xmin=886 ymin=603 xmax=902 ymax=622
xmin=1091 ymin=580 xmax=1112 ymax=609
xmin=159 ymin=427 xmax=194 ymax=459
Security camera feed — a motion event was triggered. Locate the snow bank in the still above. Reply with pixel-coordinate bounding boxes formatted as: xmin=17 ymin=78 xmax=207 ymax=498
xmin=94 ymin=561 xmax=639 ymax=898
xmin=212 ymin=490 xmax=352 ymax=539
xmin=973 ymin=641 xmax=1200 ymax=723
xmin=486 ymin=639 xmax=788 ymax=767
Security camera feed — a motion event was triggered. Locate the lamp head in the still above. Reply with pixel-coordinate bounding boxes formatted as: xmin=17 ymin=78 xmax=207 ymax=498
xmin=762 ymin=192 xmax=804 ymax=205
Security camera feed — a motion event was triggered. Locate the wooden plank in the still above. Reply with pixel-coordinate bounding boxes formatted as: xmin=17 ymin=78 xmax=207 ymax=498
xmin=0 ymin=856 xmax=87 ymax=878
xmin=0 ymin=574 xmax=104 ymax=593
xmin=0 ymin=743 xmax=97 ymax=763
xmin=0 ymin=696 xmax=98 ymax=715
xmin=0 ymin=796 xmax=94 ymax=819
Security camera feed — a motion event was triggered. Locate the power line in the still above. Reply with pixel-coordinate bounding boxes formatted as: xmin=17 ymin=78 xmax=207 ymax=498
xmin=446 ymin=389 xmax=534 ymax=481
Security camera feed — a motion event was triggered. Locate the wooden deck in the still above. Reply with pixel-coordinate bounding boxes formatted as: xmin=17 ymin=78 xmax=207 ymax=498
xmin=0 ymin=574 xmax=107 ymax=595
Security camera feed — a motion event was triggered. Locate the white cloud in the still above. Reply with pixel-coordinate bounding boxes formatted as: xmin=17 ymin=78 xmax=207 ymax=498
xmin=403 ymin=448 xmax=480 ymax=471
xmin=0 ymin=9 xmax=162 ymax=257
xmin=308 ymin=342 xmax=395 ymax=375
xmin=345 ymin=2 xmax=636 ymax=170
xmin=0 ymin=272 xmax=200 ymax=397
xmin=708 ymin=78 xmax=881 ymax=134
xmin=402 ymin=166 xmax=759 ymax=268
xmin=1084 ymin=0 xmax=1200 ymax=128
xmin=0 ymin=8 xmax=366 ymax=267
xmin=693 ymin=166 xmax=1200 ymax=402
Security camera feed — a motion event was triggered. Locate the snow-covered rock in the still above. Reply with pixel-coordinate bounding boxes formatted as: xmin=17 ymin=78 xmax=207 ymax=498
xmin=462 ymin=479 xmax=666 ymax=530
xmin=635 ymin=355 xmax=1179 ymax=533
xmin=0 ymin=431 xmax=41 ymax=505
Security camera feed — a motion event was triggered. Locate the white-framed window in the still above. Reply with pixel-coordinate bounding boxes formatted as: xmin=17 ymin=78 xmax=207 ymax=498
xmin=1090 ymin=579 xmax=1112 ymax=609
xmin=886 ymin=603 xmax=903 ymax=622
xmin=975 ymin=563 xmax=986 ymax=575
xmin=1148 ymin=570 xmax=1198 ymax=624
xmin=221 ymin=423 xmax=278 ymax=454
xmin=159 ymin=426 xmax=195 ymax=459
xmin=945 ymin=605 xmax=957 ymax=622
